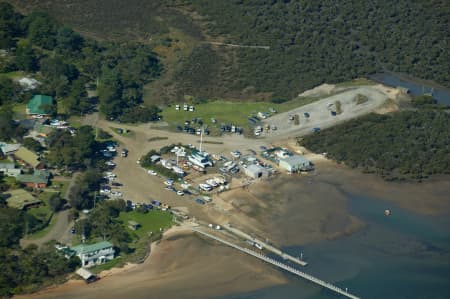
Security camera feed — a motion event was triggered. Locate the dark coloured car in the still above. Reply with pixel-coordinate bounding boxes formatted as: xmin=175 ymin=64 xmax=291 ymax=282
xmin=176 ymin=125 xmax=183 ymax=131
xmin=195 ymin=198 xmax=205 ymax=205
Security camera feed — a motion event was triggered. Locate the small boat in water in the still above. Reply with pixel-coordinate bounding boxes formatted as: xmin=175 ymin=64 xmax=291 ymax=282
xmin=384 ymin=209 xmax=391 ymax=216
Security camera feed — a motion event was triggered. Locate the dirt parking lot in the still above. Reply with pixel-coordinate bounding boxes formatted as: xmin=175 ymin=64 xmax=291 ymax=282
xmin=261 ymin=85 xmax=396 ymax=139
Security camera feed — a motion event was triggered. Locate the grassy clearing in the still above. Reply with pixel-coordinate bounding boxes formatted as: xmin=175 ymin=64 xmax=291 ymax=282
xmin=90 ymin=257 xmax=124 ymax=274
xmin=119 ymin=210 xmax=173 ymax=239
xmin=67 ymin=116 xmax=83 ymax=128
xmin=26 ymin=191 xmax=60 ymax=239
xmin=27 ymin=213 xmax=59 ymax=240
xmin=49 ymin=180 xmax=69 ymax=198
xmin=0 ymin=71 xmax=26 ymax=80
xmin=161 ymin=97 xmax=319 ymax=133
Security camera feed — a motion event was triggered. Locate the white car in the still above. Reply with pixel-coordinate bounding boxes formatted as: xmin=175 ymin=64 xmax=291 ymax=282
xmin=230 ymin=150 xmax=241 ymax=158
xmin=105 ymin=161 xmax=116 ymax=166
xmin=164 ymin=179 xmax=174 ymax=186
xmin=176 ymin=190 xmax=184 ymax=196
xmin=199 ymin=183 xmax=212 ymax=192
xmin=148 ymin=170 xmax=157 ymax=175
xmin=206 ymin=179 xmax=218 ymax=187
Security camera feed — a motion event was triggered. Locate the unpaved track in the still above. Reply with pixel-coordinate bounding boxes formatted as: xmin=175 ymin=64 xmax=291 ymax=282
xmin=262 ymin=86 xmax=393 ymax=140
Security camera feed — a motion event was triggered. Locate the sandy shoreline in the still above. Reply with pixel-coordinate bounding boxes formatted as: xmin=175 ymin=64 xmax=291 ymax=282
xmin=14 ymin=149 xmax=450 ymax=299
xmin=15 ymin=225 xmax=287 ymax=299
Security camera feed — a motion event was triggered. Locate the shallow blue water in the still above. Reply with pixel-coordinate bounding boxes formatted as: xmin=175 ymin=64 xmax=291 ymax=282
xmin=215 ymin=194 xmax=450 ymax=299
xmin=370 ymin=73 xmax=450 ymax=106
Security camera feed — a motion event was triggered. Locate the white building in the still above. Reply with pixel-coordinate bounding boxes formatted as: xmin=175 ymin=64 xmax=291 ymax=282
xmin=70 ymin=241 xmax=115 ymax=268
xmin=279 ymin=155 xmax=313 ymax=172
xmin=244 ymin=164 xmax=269 ymax=179
xmin=0 ymin=162 xmax=21 ymax=177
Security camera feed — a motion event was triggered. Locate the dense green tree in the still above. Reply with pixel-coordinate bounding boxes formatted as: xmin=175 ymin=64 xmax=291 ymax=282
xmin=48 ymin=193 xmax=65 ymax=212
xmin=46 ymin=125 xmax=98 ymax=170
xmin=23 ymin=137 xmax=43 ymax=153
xmin=65 ymin=77 xmax=90 ymax=115
xmin=14 ymin=43 xmax=39 ymax=72
xmin=0 ymin=2 xmax=23 ymax=49
xmin=0 ymin=206 xmax=24 ymax=247
xmin=0 ymin=77 xmax=19 ymax=106
xmin=68 ymin=169 xmax=102 ymax=210
xmin=55 ymin=26 xmax=84 ymax=57
xmin=23 ymin=11 xmax=58 ymax=50
xmin=300 ymin=110 xmax=450 ymax=181
xmin=0 ymin=106 xmax=17 ymax=141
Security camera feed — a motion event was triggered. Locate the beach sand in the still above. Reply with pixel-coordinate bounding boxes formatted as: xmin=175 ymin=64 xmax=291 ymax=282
xmin=16 ymin=227 xmax=286 ymax=299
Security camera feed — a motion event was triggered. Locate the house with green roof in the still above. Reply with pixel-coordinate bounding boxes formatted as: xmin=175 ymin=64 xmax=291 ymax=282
xmin=70 ymin=241 xmax=115 ymax=268
xmin=26 ymin=95 xmax=53 ymax=115
xmin=17 ymin=169 xmax=51 ymax=188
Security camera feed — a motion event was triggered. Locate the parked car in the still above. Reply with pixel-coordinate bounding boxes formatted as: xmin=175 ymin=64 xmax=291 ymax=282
xmin=111 ymin=191 xmax=122 ymax=197
xmin=148 ymin=170 xmax=157 ymax=175
xmin=176 ymin=190 xmax=184 ymax=196
xmin=195 ymin=198 xmax=206 ymax=205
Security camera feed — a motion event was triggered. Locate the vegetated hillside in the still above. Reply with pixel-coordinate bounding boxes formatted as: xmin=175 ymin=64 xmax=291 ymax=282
xmin=7 ymin=0 xmax=450 ymax=102
xmin=5 ymin=0 xmax=202 ymax=41
xmin=0 ymin=3 xmax=162 ymax=122
xmin=299 ymin=110 xmax=450 ymax=181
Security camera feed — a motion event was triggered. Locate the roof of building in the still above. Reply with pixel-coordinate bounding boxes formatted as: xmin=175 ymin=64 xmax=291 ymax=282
xmin=0 ymin=162 xmax=15 ymax=169
xmin=14 ymin=147 xmax=39 ymax=167
xmin=0 ymin=142 xmax=21 ymax=154
xmin=246 ymin=164 xmax=267 ymax=173
xmin=279 ymin=155 xmax=311 ymax=165
xmin=76 ymin=268 xmax=96 ymax=280
xmin=34 ymin=124 xmax=54 ymax=135
xmin=4 ymin=189 xmax=41 ymax=209
xmin=71 ymin=241 xmax=114 ymax=255
xmin=27 ymin=94 xmax=53 ymax=115
xmin=17 ymin=169 xmax=50 ymax=184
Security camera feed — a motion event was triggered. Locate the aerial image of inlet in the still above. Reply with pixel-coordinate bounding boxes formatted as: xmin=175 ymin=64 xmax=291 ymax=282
xmin=0 ymin=1 xmax=449 ymax=299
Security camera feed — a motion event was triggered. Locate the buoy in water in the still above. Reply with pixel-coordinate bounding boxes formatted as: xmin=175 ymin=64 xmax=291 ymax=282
xmin=384 ymin=209 xmax=391 ymax=216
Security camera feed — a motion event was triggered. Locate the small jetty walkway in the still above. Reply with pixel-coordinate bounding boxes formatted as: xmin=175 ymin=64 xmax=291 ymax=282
xmin=191 ymin=227 xmax=360 ymax=299
xmin=222 ymin=224 xmax=307 ymax=267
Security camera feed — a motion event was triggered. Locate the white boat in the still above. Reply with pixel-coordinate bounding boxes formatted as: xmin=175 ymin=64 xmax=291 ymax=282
xmin=188 ymin=150 xmax=213 ymax=168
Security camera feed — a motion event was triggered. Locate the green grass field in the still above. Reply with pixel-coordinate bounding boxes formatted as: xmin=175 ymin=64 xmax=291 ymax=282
xmin=161 ymin=97 xmax=317 ymax=134
xmin=0 ymin=71 xmax=26 ymax=80
xmin=119 ymin=210 xmax=173 ymax=239
xmin=26 ymin=191 xmax=58 ymax=238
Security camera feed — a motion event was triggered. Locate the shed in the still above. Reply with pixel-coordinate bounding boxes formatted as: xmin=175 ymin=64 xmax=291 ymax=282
xmin=27 ymin=95 xmax=53 ymax=115
xmin=279 ymin=155 xmax=313 ymax=172
xmin=244 ymin=164 xmax=269 ymax=179
xmin=150 ymin=155 xmax=161 ymax=163
xmin=0 ymin=162 xmax=21 ymax=177
xmin=76 ymin=268 xmax=98 ymax=283
xmin=0 ymin=143 xmax=21 ymax=155
xmin=128 ymin=220 xmax=140 ymax=231
xmin=14 ymin=147 xmax=39 ymax=167
xmin=4 ymin=189 xmax=41 ymax=210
